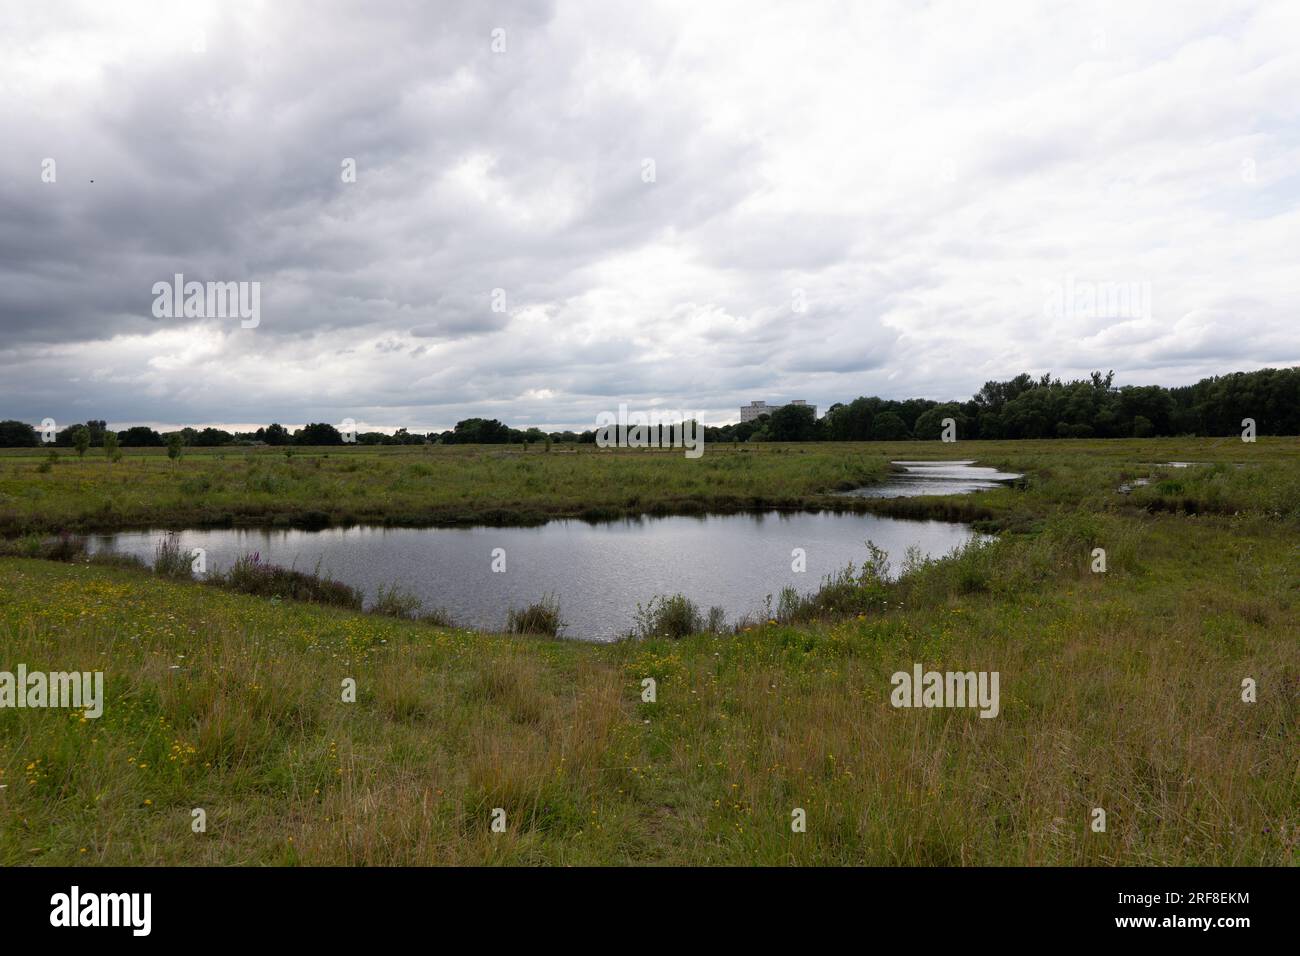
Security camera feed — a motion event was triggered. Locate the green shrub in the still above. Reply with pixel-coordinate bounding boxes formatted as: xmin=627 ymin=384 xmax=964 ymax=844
xmin=506 ymin=596 xmax=564 ymax=636
xmin=220 ymin=553 xmax=362 ymax=609
xmin=1041 ymin=511 xmax=1105 ymax=551
xmin=0 ymin=533 xmax=83 ymax=560
xmin=153 ymin=534 xmax=193 ymax=578
xmin=633 ymin=594 xmax=704 ymax=639
xmin=43 ymin=533 xmax=87 ymax=562
xmin=418 ymin=606 xmax=457 ymax=628
xmin=371 ymin=584 xmax=422 ymax=619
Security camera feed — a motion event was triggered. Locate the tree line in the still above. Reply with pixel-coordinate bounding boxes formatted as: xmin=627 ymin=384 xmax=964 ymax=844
xmin=716 ymin=367 xmax=1298 ymax=443
xmin=0 ymin=417 xmax=591 ymax=448
xmin=1 ymin=367 xmax=1295 ymax=448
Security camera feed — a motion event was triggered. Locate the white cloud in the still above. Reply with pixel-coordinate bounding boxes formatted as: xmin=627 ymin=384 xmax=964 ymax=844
xmin=0 ymin=0 xmax=1296 ymax=430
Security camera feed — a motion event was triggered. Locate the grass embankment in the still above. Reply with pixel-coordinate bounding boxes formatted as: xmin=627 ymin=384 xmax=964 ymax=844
xmin=3 ymin=436 xmax=1295 ymax=535
xmin=0 ymin=443 xmax=888 ymax=534
xmin=0 ymin=439 xmax=1295 ymax=864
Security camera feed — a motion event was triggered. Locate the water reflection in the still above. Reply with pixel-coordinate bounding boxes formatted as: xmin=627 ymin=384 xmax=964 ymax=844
xmin=838 ymin=460 xmax=1023 ymax=499
xmin=88 ymin=510 xmax=982 ymax=641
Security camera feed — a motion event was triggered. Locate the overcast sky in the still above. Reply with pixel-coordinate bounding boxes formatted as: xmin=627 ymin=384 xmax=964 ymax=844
xmin=2 ymin=0 xmax=1297 ymax=433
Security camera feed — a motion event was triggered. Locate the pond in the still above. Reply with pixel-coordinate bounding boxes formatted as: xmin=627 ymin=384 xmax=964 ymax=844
xmin=87 ymin=511 xmax=983 ymax=641
xmin=838 ymin=460 xmax=1023 ymax=498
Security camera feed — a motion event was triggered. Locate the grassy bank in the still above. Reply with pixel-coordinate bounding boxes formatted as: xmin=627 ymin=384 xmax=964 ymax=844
xmin=0 ymin=442 xmax=887 ymax=534
xmin=0 ymin=438 xmax=1295 ymax=864
xmin=2 ymin=437 xmax=1296 ymax=535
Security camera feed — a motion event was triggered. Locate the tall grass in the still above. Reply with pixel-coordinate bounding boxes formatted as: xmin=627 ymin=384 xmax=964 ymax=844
xmin=630 ymin=594 xmax=728 ymax=638
xmin=218 ymin=552 xmax=362 ymax=609
xmin=0 ymin=531 xmax=86 ymax=561
xmin=0 ymin=438 xmax=1296 ymax=864
xmin=6 ymin=437 xmax=1295 ymax=537
xmin=506 ymin=595 xmax=564 ymax=636
xmin=1 ymin=505 xmax=1293 ymax=865
xmin=371 ymin=584 xmax=423 ymax=619
xmin=0 ymin=441 xmax=894 ymax=533
xmin=152 ymin=534 xmax=193 ymax=578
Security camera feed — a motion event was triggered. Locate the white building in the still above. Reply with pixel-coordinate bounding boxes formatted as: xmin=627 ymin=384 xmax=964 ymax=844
xmin=740 ymin=399 xmax=816 ymax=423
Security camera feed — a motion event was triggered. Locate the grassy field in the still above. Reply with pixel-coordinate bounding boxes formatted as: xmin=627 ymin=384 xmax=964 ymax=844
xmin=0 ymin=439 xmax=1296 ymax=864
xmin=0 ymin=442 xmax=886 ymax=534
xmin=2 ymin=436 xmax=1297 ymax=535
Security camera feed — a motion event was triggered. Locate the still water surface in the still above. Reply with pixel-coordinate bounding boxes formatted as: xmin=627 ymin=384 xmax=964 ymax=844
xmin=89 ymin=511 xmax=982 ymax=640
xmin=839 ymin=460 xmax=1023 ymax=498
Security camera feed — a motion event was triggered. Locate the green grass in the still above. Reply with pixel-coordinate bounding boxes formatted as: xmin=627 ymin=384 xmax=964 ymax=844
xmin=0 ymin=442 xmax=889 ymax=534
xmin=0 ymin=438 xmax=1296 ymax=864
xmin=1 ymin=437 xmax=1294 ymax=537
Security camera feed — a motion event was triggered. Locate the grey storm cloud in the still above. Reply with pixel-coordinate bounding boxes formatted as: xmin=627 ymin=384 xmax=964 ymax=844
xmin=1 ymin=0 xmax=1298 ymax=432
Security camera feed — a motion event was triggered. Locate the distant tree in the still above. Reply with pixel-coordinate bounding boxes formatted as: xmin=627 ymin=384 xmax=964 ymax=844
xmin=102 ymin=430 xmax=120 ymax=461
xmin=386 ymin=427 xmax=425 ymax=445
xmin=294 ymin=422 xmax=344 ymax=446
xmin=870 ymin=412 xmax=909 ymax=441
xmin=912 ymin=403 xmax=967 ymax=440
xmin=118 ymin=426 xmax=164 ymax=447
xmin=261 ymin=423 xmax=291 ymax=445
xmin=0 ymin=420 xmax=37 ymax=447
xmin=55 ymin=424 xmax=84 ymax=447
xmin=896 ymin=398 xmax=937 ymax=433
xmin=447 ymin=418 xmax=511 ymax=444
xmin=166 ymin=432 xmax=185 ymax=464
xmin=973 ymin=373 xmax=1036 ymax=412
xmin=193 ymin=427 xmax=234 ymax=447
xmin=1001 ymin=388 xmax=1057 ymax=439
xmin=744 ymin=414 xmax=772 ymax=442
xmin=975 ymin=410 xmax=1003 ymax=439
xmin=72 ymin=425 xmax=91 ymax=459
xmin=86 ymin=420 xmax=107 ymax=447
xmin=826 ymin=397 xmax=873 ymax=441
xmin=1119 ymin=385 xmax=1174 ymax=437
xmin=767 ymin=403 xmax=820 ymax=442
